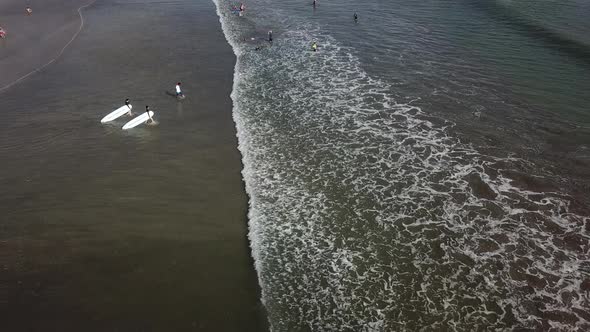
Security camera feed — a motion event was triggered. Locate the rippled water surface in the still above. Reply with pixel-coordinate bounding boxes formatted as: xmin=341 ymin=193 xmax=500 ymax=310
xmin=214 ymin=0 xmax=590 ymax=330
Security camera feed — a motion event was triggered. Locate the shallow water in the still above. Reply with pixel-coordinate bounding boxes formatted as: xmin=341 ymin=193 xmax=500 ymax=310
xmin=0 ymin=0 xmax=266 ymax=330
xmin=213 ymin=0 xmax=590 ymax=330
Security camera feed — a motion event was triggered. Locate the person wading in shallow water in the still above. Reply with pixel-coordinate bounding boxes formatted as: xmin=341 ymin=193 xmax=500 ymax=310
xmin=268 ymin=30 xmax=273 ymax=43
xmin=175 ymin=82 xmax=184 ymax=99
xmin=145 ymin=105 xmax=154 ymax=124
xmin=125 ymin=98 xmax=132 ymax=115
xmin=0 ymin=26 xmax=6 ymax=39
xmin=311 ymin=41 xmax=318 ymax=52
xmin=25 ymin=7 xmax=32 ymax=15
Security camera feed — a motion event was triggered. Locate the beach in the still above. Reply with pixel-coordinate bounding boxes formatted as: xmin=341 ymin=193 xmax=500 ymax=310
xmin=3 ymin=0 xmax=590 ymax=330
xmin=0 ymin=0 xmax=94 ymax=91
xmin=0 ymin=0 xmax=267 ymax=330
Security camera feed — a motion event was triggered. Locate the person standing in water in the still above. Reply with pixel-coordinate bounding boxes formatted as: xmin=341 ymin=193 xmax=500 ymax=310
xmin=145 ymin=105 xmax=154 ymax=124
xmin=175 ymin=82 xmax=184 ymax=99
xmin=312 ymin=41 xmax=318 ymax=52
xmin=125 ymin=98 xmax=132 ymax=115
xmin=239 ymin=3 xmax=245 ymax=16
xmin=354 ymin=12 xmax=358 ymax=22
xmin=268 ymin=30 xmax=273 ymax=43
xmin=25 ymin=7 xmax=32 ymax=15
xmin=313 ymin=0 xmax=317 ymax=8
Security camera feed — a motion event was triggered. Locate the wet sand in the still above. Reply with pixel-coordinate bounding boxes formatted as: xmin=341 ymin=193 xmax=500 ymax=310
xmin=0 ymin=0 xmax=267 ymax=330
xmin=0 ymin=0 xmax=94 ymax=92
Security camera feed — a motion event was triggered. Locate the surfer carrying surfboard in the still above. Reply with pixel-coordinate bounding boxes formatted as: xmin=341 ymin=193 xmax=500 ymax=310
xmin=145 ymin=105 xmax=154 ymax=124
xmin=125 ymin=98 xmax=132 ymax=115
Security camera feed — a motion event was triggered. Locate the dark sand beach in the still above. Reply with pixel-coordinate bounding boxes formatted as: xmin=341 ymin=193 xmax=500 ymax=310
xmin=0 ymin=0 xmax=94 ymax=91
xmin=0 ymin=0 xmax=267 ymax=330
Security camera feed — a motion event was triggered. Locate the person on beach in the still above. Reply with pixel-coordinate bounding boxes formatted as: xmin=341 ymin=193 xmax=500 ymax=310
xmin=268 ymin=30 xmax=273 ymax=43
xmin=145 ymin=105 xmax=154 ymax=124
xmin=175 ymin=82 xmax=184 ymax=98
xmin=312 ymin=41 xmax=318 ymax=52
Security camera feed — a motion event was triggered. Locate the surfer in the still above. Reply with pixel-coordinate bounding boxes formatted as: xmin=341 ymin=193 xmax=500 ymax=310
xmin=125 ymin=98 xmax=132 ymax=115
xmin=268 ymin=30 xmax=273 ymax=43
xmin=354 ymin=13 xmax=358 ymax=22
xmin=175 ymin=82 xmax=184 ymax=99
xmin=312 ymin=41 xmax=318 ymax=52
xmin=145 ymin=105 xmax=154 ymax=124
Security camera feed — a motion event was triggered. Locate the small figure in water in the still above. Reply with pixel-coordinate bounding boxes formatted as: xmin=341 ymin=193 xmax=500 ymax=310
xmin=25 ymin=7 xmax=32 ymax=15
xmin=354 ymin=12 xmax=358 ymax=22
xmin=239 ymin=3 xmax=245 ymax=16
xmin=313 ymin=0 xmax=317 ymax=8
xmin=175 ymin=82 xmax=184 ymax=99
xmin=311 ymin=41 xmax=318 ymax=52
xmin=145 ymin=105 xmax=154 ymax=124
xmin=0 ymin=26 xmax=6 ymax=39
xmin=125 ymin=98 xmax=132 ymax=115
xmin=268 ymin=30 xmax=273 ymax=43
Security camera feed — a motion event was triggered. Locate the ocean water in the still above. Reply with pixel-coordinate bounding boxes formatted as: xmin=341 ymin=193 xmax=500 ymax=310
xmin=213 ymin=0 xmax=590 ymax=330
xmin=0 ymin=0 xmax=267 ymax=330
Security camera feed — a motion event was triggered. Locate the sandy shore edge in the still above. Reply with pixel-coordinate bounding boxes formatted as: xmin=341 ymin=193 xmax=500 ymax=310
xmin=0 ymin=0 xmax=95 ymax=93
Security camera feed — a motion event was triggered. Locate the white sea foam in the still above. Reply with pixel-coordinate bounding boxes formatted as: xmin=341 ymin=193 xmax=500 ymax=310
xmin=212 ymin=0 xmax=590 ymax=330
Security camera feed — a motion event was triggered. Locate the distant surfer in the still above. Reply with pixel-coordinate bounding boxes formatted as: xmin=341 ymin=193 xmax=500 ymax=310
xmin=175 ymin=82 xmax=184 ymax=99
xmin=354 ymin=13 xmax=358 ymax=22
xmin=125 ymin=98 xmax=132 ymax=115
xmin=268 ymin=30 xmax=273 ymax=43
xmin=145 ymin=105 xmax=154 ymax=124
xmin=311 ymin=41 xmax=318 ymax=52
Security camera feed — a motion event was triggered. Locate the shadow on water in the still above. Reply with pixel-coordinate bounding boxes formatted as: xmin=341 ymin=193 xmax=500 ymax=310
xmin=470 ymin=0 xmax=590 ymax=65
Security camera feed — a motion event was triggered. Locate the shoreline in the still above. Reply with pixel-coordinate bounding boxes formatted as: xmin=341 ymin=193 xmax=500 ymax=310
xmin=0 ymin=0 xmax=267 ymax=330
xmin=0 ymin=0 xmax=94 ymax=92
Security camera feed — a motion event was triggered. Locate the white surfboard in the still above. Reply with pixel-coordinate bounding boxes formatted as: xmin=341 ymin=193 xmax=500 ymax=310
xmin=122 ymin=111 xmax=154 ymax=130
xmin=101 ymin=104 xmax=132 ymax=123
